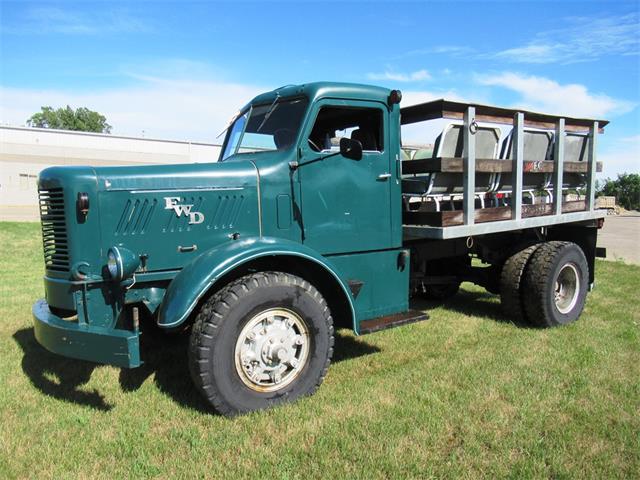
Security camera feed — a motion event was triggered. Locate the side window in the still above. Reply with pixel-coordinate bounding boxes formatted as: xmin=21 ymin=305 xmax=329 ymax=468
xmin=308 ymin=106 xmax=383 ymax=153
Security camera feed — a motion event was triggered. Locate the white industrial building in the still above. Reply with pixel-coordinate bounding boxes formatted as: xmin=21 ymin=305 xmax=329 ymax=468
xmin=0 ymin=126 xmax=222 ymax=209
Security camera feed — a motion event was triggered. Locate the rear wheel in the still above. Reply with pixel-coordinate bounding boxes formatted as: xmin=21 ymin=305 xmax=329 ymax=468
xmin=522 ymin=241 xmax=588 ymax=328
xmin=500 ymin=244 xmax=541 ymax=323
xmin=188 ymin=272 xmax=334 ymax=416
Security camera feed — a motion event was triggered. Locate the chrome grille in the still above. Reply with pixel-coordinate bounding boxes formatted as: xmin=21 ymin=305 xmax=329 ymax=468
xmin=39 ymin=188 xmax=70 ymax=272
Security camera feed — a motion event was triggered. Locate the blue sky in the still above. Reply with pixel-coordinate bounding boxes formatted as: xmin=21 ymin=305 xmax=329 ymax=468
xmin=1 ymin=0 xmax=638 ymax=176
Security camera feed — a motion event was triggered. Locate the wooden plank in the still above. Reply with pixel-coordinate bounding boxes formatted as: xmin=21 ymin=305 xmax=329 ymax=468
xmin=400 ymin=98 xmax=608 ymax=132
xmin=476 ymin=206 xmax=511 ymax=223
xmin=522 ymin=200 xmax=587 ymax=218
xmin=403 ymin=200 xmax=587 ymax=227
xmin=522 ymin=160 xmax=603 ymax=173
xmin=403 ymin=211 xmax=461 ymax=228
xmin=402 ymin=158 xmax=602 ymax=174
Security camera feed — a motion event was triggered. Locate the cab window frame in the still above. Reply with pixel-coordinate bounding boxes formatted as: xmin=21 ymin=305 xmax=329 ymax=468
xmin=305 ymin=104 xmax=385 ymax=155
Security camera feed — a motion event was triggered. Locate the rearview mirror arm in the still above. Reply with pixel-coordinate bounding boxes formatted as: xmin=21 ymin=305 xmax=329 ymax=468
xmin=289 ymin=151 xmax=341 ymax=171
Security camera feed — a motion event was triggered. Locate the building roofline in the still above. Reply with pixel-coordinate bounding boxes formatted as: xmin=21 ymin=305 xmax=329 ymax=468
xmin=0 ymin=124 xmax=222 ymax=147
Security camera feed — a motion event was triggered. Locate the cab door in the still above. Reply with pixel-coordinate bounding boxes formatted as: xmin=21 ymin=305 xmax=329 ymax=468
xmin=297 ymin=100 xmax=392 ymax=255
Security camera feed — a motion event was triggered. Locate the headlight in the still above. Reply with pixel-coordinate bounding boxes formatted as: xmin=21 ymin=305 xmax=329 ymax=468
xmin=107 ymin=246 xmax=140 ymax=281
xmin=107 ymin=249 xmax=119 ymax=278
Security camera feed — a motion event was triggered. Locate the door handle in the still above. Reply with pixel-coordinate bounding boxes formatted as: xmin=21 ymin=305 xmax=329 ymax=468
xmin=377 ymin=173 xmax=392 ymax=181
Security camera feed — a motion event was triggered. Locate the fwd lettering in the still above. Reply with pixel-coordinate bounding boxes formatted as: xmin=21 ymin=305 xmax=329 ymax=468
xmin=164 ymin=196 xmax=205 ymax=224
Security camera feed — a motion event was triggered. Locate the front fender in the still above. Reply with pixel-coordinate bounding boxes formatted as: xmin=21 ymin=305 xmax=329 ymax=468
xmin=156 ymin=236 xmax=355 ymax=329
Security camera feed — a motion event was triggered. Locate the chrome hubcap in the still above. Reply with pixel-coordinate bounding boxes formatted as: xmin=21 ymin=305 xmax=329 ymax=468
xmin=234 ymin=308 xmax=309 ymax=392
xmin=554 ymin=263 xmax=580 ymax=314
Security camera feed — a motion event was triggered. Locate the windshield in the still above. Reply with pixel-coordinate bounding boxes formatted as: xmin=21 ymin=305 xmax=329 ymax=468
xmin=220 ymin=97 xmax=308 ymax=161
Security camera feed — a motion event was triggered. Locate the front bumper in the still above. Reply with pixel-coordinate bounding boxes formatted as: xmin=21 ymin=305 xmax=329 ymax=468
xmin=32 ymin=299 xmax=141 ymax=368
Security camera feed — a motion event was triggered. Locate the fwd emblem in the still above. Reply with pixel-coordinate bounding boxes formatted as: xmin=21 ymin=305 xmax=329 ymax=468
xmin=164 ymin=197 xmax=205 ymax=225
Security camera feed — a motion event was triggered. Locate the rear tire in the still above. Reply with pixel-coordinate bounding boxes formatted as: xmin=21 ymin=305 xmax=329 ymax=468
xmin=188 ymin=272 xmax=334 ymax=416
xmin=522 ymin=241 xmax=589 ymax=328
xmin=500 ymin=244 xmax=541 ymax=323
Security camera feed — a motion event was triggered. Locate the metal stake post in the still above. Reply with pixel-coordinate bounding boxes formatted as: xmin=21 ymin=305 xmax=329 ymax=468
xmin=553 ymin=118 xmax=565 ymax=215
xmin=586 ymin=121 xmax=598 ymax=211
xmin=463 ymin=106 xmax=476 ymax=225
xmin=512 ymin=112 xmax=524 ymax=220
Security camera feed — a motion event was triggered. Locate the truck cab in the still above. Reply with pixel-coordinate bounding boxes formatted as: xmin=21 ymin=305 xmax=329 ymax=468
xmin=33 ymin=82 xmax=606 ymax=415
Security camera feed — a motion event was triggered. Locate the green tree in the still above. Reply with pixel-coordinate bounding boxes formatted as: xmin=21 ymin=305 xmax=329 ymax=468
xmin=598 ymin=173 xmax=640 ymax=211
xmin=27 ymin=106 xmax=112 ymax=133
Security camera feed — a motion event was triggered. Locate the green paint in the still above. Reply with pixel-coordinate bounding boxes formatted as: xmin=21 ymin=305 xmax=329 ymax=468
xmin=33 ymin=82 xmax=407 ymax=368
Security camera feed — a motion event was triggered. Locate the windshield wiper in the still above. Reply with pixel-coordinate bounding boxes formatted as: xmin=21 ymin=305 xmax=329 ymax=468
xmin=216 ymin=110 xmax=243 ymax=139
xmin=256 ymin=93 xmax=280 ymax=133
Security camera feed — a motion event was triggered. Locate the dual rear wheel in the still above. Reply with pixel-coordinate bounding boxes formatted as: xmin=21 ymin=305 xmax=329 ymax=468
xmin=500 ymin=241 xmax=589 ymax=327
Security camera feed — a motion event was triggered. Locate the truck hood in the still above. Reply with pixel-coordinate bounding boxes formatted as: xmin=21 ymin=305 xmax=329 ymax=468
xmin=37 ymin=161 xmax=261 ymax=279
xmin=94 ymin=161 xmax=257 ymax=192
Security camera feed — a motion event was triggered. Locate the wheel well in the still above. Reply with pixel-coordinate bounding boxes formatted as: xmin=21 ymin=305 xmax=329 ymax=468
xmin=187 ymin=255 xmax=354 ymax=330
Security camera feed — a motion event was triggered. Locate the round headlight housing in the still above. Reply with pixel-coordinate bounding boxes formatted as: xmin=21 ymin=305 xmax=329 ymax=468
xmin=106 ymin=246 xmax=140 ymax=281
xmin=107 ymin=249 xmax=119 ymax=278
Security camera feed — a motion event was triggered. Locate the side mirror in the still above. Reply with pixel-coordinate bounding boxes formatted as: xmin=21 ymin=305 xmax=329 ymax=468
xmin=340 ymin=137 xmax=362 ymax=161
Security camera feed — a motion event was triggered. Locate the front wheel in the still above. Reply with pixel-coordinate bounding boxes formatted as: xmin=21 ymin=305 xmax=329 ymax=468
xmin=188 ymin=272 xmax=334 ymax=416
xmin=522 ymin=241 xmax=589 ymax=328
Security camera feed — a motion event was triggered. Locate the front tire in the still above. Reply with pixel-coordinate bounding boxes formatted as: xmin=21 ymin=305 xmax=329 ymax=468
xmin=188 ymin=272 xmax=334 ymax=416
xmin=522 ymin=241 xmax=589 ymax=328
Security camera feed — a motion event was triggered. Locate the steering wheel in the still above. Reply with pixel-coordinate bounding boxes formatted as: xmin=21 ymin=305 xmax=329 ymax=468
xmin=307 ymin=138 xmax=322 ymax=152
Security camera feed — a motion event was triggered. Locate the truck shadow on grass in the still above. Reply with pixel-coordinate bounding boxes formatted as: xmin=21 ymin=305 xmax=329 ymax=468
xmin=13 ymin=328 xmax=114 ymax=411
xmin=13 ymin=326 xmax=380 ymax=413
xmin=410 ymin=288 xmax=532 ymax=328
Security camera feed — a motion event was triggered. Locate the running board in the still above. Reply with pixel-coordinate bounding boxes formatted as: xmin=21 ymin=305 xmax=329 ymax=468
xmin=359 ymin=310 xmax=429 ymax=334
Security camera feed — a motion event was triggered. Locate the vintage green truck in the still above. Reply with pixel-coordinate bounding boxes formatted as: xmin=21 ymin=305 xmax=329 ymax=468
xmin=33 ymin=82 xmax=607 ymax=415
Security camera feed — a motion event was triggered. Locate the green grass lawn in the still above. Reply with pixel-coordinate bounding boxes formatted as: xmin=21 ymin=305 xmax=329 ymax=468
xmin=1 ymin=221 xmax=638 ymax=479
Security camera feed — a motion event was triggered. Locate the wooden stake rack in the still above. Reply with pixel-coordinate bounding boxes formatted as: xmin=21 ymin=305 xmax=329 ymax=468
xmin=400 ymin=99 xmax=608 ymax=240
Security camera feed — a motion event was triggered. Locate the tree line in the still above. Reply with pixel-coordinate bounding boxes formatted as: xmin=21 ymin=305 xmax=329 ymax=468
xmin=27 ymin=106 xmax=111 ymax=134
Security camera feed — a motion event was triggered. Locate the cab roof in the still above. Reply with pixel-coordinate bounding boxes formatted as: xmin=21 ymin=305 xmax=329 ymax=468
xmin=245 ymin=82 xmax=392 ymax=109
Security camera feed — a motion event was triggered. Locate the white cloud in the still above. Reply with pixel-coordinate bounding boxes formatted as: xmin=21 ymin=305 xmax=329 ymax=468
xmin=599 ymin=136 xmax=640 ymax=178
xmin=3 ymin=6 xmax=151 ymax=35
xmin=620 ymin=134 xmax=640 ymax=144
xmin=367 ymin=69 xmax=431 ymax=82
xmin=495 ymin=44 xmax=559 ymax=64
xmin=402 ymin=89 xmax=470 ymax=106
xmin=476 ymin=72 xmax=635 ymax=118
xmin=400 ymin=89 xmax=476 ymax=145
xmin=0 ymin=75 xmax=267 ymax=142
xmin=494 ymin=13 xmax=639 ymax=64
xmin=397 ymin=46 xmax=474 ymax=59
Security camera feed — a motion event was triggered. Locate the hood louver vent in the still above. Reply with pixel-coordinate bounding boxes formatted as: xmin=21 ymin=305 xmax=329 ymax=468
xmin=39 ymin=188 xmax=70 ymax=272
